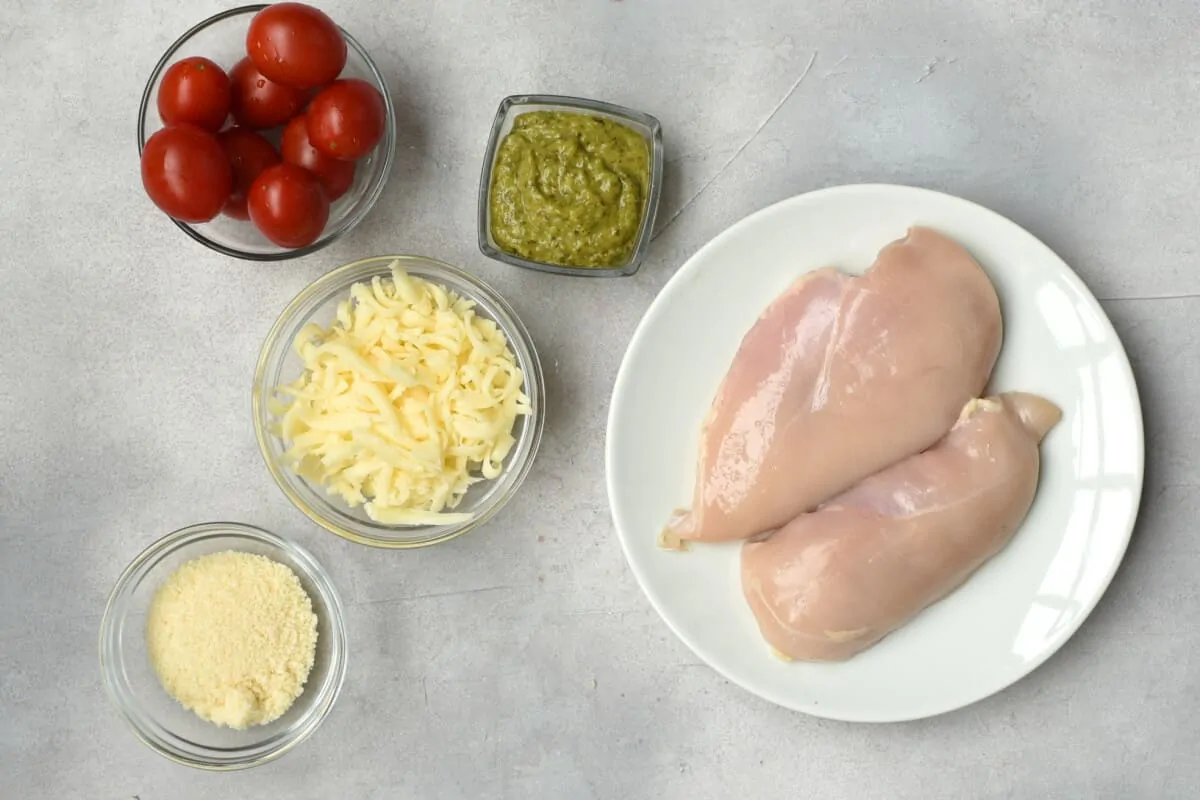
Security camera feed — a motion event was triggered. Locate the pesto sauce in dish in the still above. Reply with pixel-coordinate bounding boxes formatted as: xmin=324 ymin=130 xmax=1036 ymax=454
xmin=489 ymin=111 xmax=650 ymax=268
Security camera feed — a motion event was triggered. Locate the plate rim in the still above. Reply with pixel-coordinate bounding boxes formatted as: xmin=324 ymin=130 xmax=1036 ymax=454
xmin=605 ymin=182 xmax=1146 ymax=722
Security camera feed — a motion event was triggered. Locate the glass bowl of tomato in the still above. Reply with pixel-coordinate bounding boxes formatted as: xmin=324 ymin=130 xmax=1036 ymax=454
xmin=137 ymin=4 xmax=396 ymax=261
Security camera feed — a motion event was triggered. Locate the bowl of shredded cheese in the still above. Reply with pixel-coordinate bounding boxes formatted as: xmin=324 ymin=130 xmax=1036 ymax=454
xmin=254 ymin=255 xmax=545 ymax=547
xmin=99 ymin=522 xmax=348 ymax=770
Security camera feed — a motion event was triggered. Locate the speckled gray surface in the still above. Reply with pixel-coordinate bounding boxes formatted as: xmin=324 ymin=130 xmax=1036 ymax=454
xmin=2 ymin=1 xmax=1199 ymax=798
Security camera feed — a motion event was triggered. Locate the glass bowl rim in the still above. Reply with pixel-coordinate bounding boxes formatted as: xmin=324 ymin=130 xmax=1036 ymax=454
xmin=252 ymin=254 xmax=547 ymax=549
xmin=97 ymin=521 xmax=348 ymax=771
xmin=135 ymin=3 xmax=397 ymax=262
xmin=476 ymin=93 xmax=665 ymax=278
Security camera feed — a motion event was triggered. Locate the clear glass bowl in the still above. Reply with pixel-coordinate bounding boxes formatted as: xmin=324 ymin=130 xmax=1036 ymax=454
xmin=253 ymin=255 xmax=546 ymax=548
xmin=136 ymin=4 xmax=396 ymax=261
xmin=477 ymin=94 xmax=664 ymax=278
xmin=98 ymin=522 xmax=348 ymax=770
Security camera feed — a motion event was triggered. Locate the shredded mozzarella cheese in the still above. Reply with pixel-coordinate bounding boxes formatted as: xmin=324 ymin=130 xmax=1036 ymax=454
xmin=271 ymin=262 xmax=532 ymax=524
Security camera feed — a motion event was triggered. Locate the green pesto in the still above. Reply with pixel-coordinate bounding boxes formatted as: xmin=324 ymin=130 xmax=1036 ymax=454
xmin=489 ymin=111 xmax=650 ymax=268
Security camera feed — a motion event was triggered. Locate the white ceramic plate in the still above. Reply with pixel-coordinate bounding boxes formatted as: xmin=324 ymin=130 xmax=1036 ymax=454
xmin=606 ymin=184 xmax=1144 ymax=722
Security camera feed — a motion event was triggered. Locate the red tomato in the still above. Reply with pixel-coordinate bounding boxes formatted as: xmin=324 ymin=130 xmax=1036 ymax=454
xmin=228 ymin=57 xmax=307 ymax=130
xmin=248 ymin=164 xmax=330 ymax=248
xmin=217 ymin=128 xmax=281 ymax=220
xmin=157 ymin=57 xmax=231 ymax=131
xmin=306 ymin=79 xmax=386 ymax=160
xmin=141 ymin=124 xmax=232 ymax=223
xmin=247 ymin=2 xmax=347 ymax=90
xmin=281 ymin=115 xmax=356 ymax=201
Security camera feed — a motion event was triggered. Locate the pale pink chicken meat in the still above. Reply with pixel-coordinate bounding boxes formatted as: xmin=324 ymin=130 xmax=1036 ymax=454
xmin=663 ymin=227 xmax=1002 ymax=545
xmin=741 ymin=392 xmax=1062 ymax=661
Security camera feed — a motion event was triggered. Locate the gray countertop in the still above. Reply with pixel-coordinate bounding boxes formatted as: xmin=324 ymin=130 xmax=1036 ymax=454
xmin=3 ymin=1 xmax=1198 ymax=798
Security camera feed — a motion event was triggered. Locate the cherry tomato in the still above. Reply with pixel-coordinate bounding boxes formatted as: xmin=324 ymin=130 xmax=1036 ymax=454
xmin=306 ymin=79 xmax=386 ymax=160
xmin=157 ymin=57 xmax=231 ymax=131
xmin=228 ymin=57 xmax=307 ymax=130
xmin=247 ymin=2 xmax=347 ymax=90
xmin=141 ymin=124 xmax=232 ymax=223
xmin=281 ymin=115 xmax=356 ymax=201
xmin=217 ymin=127 xmax=281 ymax=220
xmin=248 ymin=164 xmax=329 ymax=248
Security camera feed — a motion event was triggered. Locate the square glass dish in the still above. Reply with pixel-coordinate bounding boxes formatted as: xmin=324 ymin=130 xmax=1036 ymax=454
xmin=477 ymin=94 xmax=664 ymax=278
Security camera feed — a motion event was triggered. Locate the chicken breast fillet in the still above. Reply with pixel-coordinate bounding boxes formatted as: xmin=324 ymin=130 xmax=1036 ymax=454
xmin=741 ymin=392 xmax=1062 ymax=662
xmin=663 ymin=227 xmax=1002 ymax=545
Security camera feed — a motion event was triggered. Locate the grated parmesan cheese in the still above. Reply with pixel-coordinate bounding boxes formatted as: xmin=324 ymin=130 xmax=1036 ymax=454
xmin=270 ymin=262 xmax=532 ymax=525
xmin=146 ymin=551 xmax=318 ymax=729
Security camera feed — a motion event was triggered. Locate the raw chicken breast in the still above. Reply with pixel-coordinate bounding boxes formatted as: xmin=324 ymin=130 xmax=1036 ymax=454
xmin=741 ymin=392 xmax=1061 ymax=662
xmin=663 ymin=227 xmax=1002 ymax=545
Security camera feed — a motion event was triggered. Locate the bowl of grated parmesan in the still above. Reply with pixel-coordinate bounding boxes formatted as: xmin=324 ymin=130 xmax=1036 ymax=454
xmin=99 ymin=522 xmax=347 ymax=770
xmin=253 ymin=254 xmax=546 ymax=548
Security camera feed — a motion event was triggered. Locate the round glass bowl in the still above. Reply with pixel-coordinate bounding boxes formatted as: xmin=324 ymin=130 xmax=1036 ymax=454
xmin=136 ymin=4 xmax=396 ymax=261
xmin=254 ymin=255 xmax=546 ymax=548
xmin=99 ymin=522 xmax=348 ymax=770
